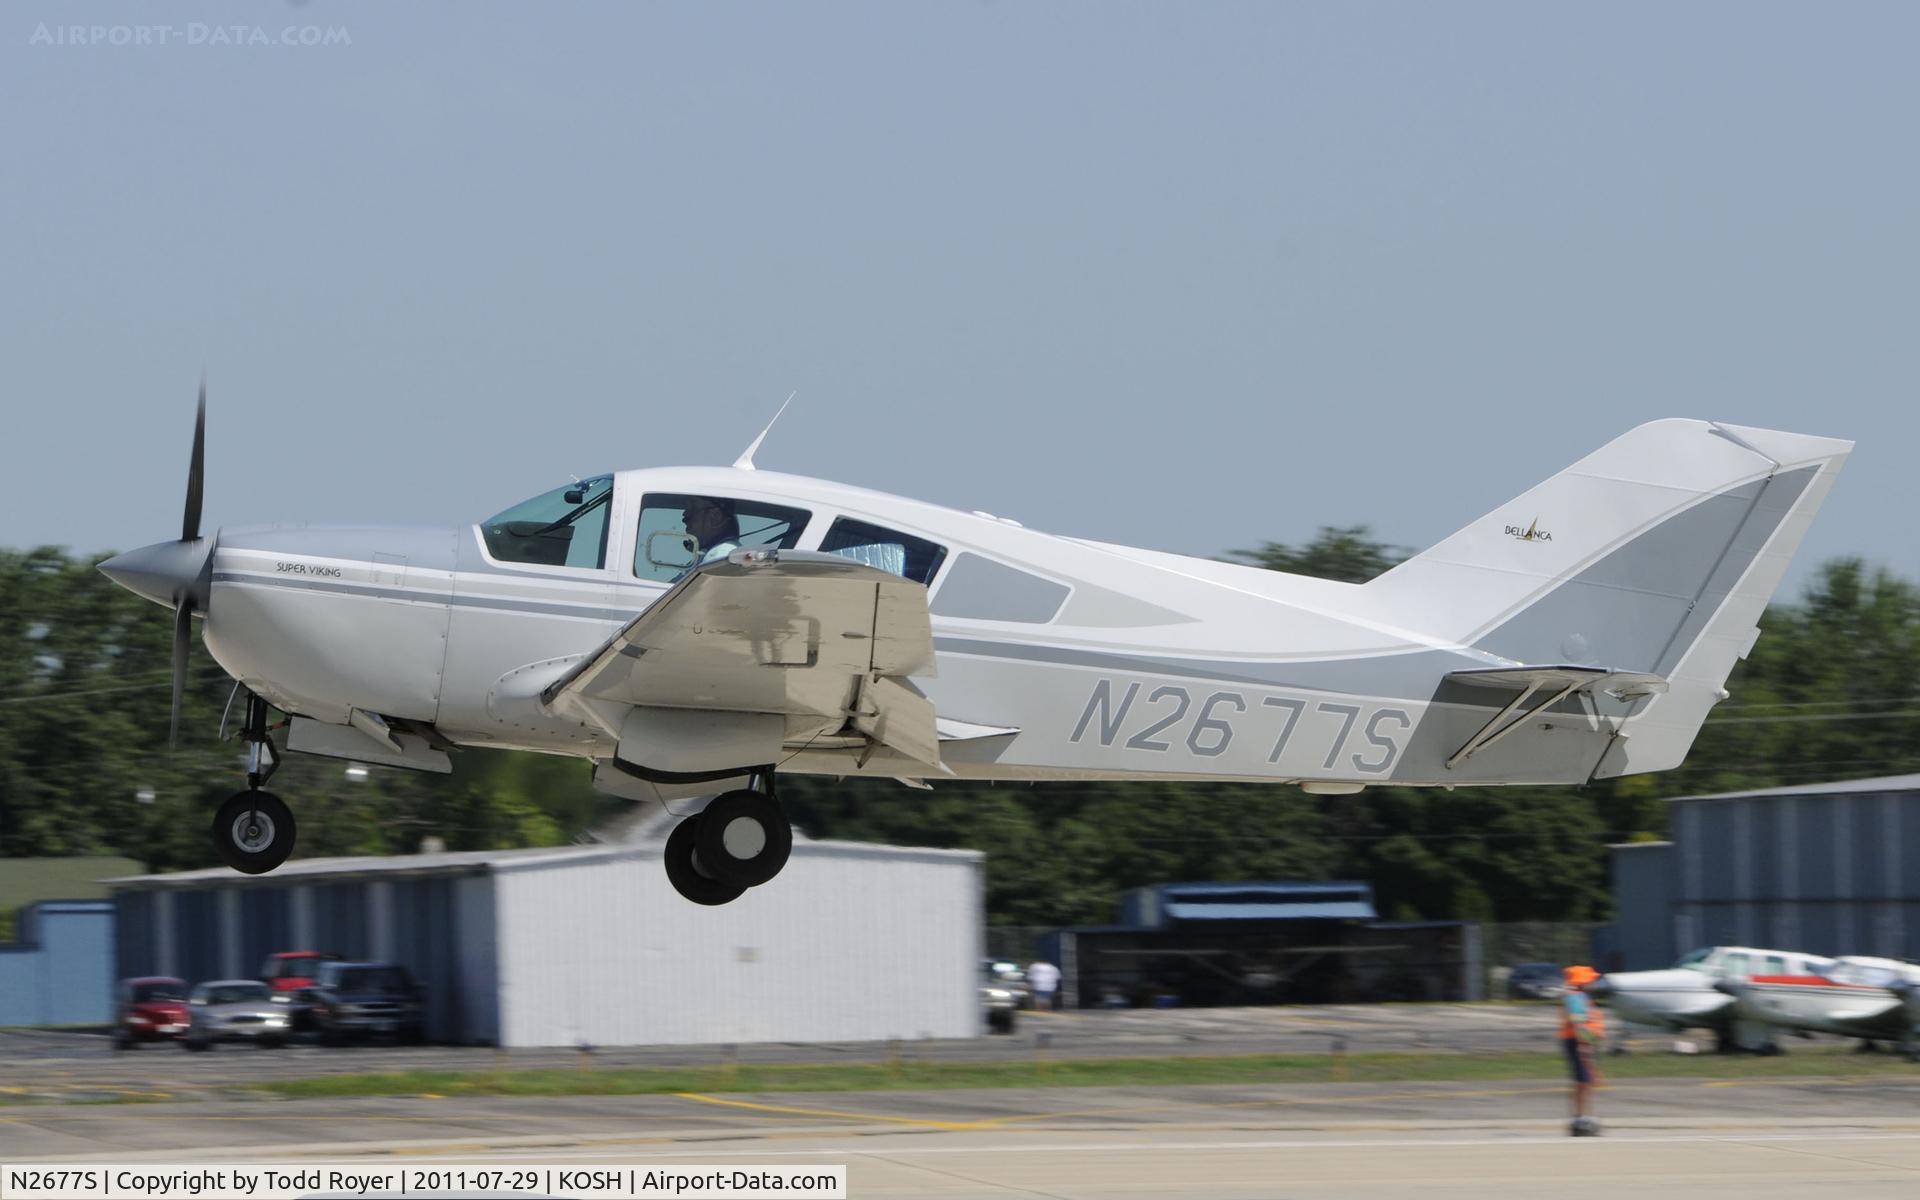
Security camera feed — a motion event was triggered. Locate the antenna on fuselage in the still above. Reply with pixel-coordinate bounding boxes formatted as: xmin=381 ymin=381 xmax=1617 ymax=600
xmin=733 ymin=391 xmax=796 ymax=471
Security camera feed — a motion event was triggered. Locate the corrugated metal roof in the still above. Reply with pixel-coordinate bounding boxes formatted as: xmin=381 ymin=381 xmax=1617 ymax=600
xmin=105 ymin=838 xmax=981 ymax=890
xmin=1162 ymin=900 xmax=1377 ymax=922
xmin=0 ymin=856 xmax=143 ymax=908
xmin=1665 ymin=773 xmax=1920 ymax=804
xmin=1159 ymin=881 xmax=1369 ymax=897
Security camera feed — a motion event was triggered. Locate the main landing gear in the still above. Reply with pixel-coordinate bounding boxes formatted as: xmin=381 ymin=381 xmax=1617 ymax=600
xmin=212 ymin=692 xmax=297 ymax=875
xmin=663 ymin=774 xmax=793 ymax=906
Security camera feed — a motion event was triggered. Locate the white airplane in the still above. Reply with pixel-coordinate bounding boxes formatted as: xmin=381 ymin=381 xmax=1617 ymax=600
xmin=100 ymin=393 xmax=1851 ymax=904
xmin=1721 ymin=956 xmax=1920 ymax=1058
xmin=1587 ymin=945 xmax=1836 ymax=1052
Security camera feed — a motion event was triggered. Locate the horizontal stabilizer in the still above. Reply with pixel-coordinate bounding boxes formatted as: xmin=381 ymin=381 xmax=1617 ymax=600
xmin=1442 ymin=665 xmax=1668 ymax=770
xmin=1446 ymin=665 xmax=1669 ymax=700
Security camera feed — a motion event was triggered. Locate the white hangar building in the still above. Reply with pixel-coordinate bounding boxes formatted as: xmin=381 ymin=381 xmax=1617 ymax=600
xmin=108 ymin=838 xmax=982 ymax=1047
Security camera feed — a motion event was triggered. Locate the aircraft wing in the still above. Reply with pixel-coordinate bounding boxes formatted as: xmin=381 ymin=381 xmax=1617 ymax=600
xmin=1821 ymin=998 xmax=1908 ymax=1036
xmin=543 ymin=550 xmax=940 ymax=767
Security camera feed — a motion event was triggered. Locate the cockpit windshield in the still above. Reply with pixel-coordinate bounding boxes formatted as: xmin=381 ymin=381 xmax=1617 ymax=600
xmin=1673 ymin=948 xmax=1714 ymax=972
xmin=481 ymin=475 xmax=613 ymax=569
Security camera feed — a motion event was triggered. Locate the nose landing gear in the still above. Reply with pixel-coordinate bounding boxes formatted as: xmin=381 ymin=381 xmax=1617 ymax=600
xmin=663 ymin=774 xmax=792 ymax=905
xmin=212 ymin=692 xmax=297 ymax=874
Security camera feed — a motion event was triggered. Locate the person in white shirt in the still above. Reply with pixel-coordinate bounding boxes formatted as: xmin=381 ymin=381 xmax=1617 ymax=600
xmin=1028 ymin=960 xmax=1061 ymax=1011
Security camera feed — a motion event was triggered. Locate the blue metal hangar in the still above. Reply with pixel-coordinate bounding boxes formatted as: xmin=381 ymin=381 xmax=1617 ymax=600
xmin=1605 ymin=773 xmax=1920 ymax=971
xmin=107 ymin=838 xmax=983 ymax=1047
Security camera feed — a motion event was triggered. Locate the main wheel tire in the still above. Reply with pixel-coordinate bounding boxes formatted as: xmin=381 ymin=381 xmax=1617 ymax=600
xmin=212 ymin=791 xmax=297 ymax=874
xmin=665 ymin=815 xmax=747 ymax=906
xmin=691 ymin=790 xmax=792 ymax=888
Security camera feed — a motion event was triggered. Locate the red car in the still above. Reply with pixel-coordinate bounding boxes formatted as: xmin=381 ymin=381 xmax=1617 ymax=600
xmin=260 ymin=951 xmax=341 ymax=1030
xmin=113 ymin=977 xmax=190 ymax=1049
xmin=260 ymin=951 xmax=340 ymax=992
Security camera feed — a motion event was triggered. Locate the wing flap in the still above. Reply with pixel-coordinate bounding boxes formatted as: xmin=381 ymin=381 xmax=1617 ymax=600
xmin=851 ymin=675 xmax=939 ymax=767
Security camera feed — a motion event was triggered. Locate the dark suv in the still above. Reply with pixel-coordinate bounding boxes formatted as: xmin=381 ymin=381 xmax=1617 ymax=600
xmin=1506 ymin=962 xmax=1566 ymax=1000
xmin=259 ymin=951 xmax=342 ymax=1031
xmin=303 ymin=961 xmax=425 ymax=1045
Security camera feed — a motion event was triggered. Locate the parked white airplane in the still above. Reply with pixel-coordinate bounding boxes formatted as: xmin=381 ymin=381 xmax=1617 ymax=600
xmin=1588 ymin=945 xmax=1836 ymax=1052
xmin=100 ymin=393 xmax=1851 ymax=904
xmin=1722 ymin=956 xmax=1920 ymax=1058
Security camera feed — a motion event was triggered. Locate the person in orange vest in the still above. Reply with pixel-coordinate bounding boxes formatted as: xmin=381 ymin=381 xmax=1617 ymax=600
xmin=1560 ymin=964 xmax=1606 ymax=1136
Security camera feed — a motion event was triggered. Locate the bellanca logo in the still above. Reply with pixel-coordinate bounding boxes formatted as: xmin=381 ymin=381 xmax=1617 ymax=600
xmin=1503 ymin=517 xmax=1553 ymax=543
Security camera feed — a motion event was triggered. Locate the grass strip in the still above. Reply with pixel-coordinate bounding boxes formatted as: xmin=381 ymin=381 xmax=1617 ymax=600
xmin=253 ymin=1047 xmax=1920 ymax=1101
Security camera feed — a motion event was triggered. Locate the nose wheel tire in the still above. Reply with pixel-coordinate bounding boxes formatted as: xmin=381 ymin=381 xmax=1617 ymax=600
xmin=212 ymin=791 xmax=297 ymax=875
xmin=691 ymin=789 xmax=793 ymax=889
xmin=664 ymin=814 xmax=748 ymax=906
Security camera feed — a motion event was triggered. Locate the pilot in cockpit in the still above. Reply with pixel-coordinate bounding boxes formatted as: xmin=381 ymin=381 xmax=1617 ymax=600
xmin=683 ymin=496 xmax=742 ymax=565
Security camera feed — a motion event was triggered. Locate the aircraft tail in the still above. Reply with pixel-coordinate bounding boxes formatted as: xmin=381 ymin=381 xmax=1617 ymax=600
xmin=1365 ymin=418 xmax=1852 ymax=778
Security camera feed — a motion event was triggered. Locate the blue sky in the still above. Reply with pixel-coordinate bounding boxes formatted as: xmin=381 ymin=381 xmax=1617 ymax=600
xmin=3 ymin=1 xmax=1914 ymax=599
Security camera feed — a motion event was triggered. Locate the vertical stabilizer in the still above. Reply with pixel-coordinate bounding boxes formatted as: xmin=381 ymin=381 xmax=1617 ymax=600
xmin=1365 ymin=419 xmax=1851 ymax=777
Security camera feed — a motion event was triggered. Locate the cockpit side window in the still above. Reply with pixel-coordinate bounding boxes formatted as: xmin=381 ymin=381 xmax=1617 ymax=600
xmin=481 ymin=475 xmax=614 ymax=569
xmin=633 ymin=493 xmax=810 ymax=583
xmin=819 ymin=517 xmax=947 ymax=584
xmin=1674 ymin=948 xmax=1713 ymax=971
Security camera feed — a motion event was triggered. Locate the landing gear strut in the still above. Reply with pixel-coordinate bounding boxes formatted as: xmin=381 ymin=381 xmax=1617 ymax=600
xmin=211 ymin=692 xmax=297 ymax=875
xmin=663 ymin=772 xmax=792 ymax=905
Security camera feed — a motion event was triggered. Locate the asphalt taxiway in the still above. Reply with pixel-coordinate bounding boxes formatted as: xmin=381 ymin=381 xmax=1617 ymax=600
xmin=8 ymin=1007 xmax=1919 ymax=1196
xmin=8 ymin=1075 xmax=1920 ymax=1198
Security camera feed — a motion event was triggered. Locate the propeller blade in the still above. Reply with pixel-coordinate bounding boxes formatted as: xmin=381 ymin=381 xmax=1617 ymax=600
xmin=183 ymin=376 xmax=206 ymax=542
xmin=170 ymin=603 xmax=192 ymax=750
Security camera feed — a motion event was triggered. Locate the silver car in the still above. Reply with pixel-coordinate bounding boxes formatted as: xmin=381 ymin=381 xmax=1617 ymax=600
xmin=183 ymin=980 xmax=294 ymax=1050
xmin=983 ymin=960 xmax=1033 ymax=1010
xmin=981 ymin=968 xmax=1018 ymax=1034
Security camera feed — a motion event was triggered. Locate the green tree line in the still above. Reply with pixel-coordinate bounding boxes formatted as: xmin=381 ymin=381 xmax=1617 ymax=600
xmin=4 ymin=535 xmax=1918 ymax=928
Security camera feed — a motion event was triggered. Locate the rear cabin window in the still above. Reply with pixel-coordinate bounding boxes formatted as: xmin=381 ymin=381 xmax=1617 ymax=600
xmin=819 ymin=517 xmax=947 ymax=584
xmin=930 ymin=552 xmax=1069 ymax=623
xmin=633 ymin=494 xmax=811 ymax=583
